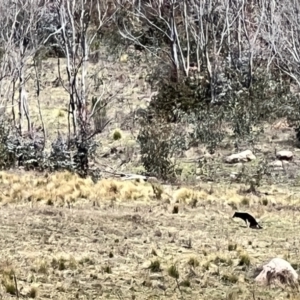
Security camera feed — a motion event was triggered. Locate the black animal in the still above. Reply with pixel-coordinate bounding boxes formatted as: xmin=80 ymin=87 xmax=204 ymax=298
xmin=232 ymin=212 xmax=263 ymax=229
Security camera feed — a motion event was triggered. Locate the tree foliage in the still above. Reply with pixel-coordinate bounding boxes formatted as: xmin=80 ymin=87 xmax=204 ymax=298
xmin=113 ymin=0 xmax=300 ymax=178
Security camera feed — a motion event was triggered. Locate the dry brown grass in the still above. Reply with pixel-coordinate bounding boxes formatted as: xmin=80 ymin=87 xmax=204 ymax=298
xmin=0 ymin=172 xmax=298 ymax=298
xmin=0 ymin=170 xmax=161 ymax=206
xmin=0 ymin=170 xmax=298 ymax=208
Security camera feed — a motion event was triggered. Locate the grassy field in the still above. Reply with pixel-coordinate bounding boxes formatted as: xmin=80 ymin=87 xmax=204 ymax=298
xmin=1 ymin=54 xmax=300 ymax=299
xmin=0 ymin=171 xmax=299 ymax=299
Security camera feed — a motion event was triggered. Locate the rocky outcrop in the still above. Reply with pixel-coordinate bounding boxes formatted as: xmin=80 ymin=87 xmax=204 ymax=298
xmin=255 ymin=258 xmax=298 ymax=287
xmin=276 ymin=150 xmax=293 ymax=161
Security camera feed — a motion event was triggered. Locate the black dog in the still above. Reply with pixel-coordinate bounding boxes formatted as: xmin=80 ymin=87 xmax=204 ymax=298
xmin=232 ymin=212 xmax=263 ymax=229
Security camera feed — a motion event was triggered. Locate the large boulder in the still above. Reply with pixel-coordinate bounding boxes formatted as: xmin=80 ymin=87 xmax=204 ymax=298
xmin=224 ymin=150 xmax=256 ymax=164
xmin=255 ymin=258 xmax=298 ymax=287
xmin=276 ymin=150 xmax=293 ymax=161
xmin=268 ymin=160 xmax=284 ymax=170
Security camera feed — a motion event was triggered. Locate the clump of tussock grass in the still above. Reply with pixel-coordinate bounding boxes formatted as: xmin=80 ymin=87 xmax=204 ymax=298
xmin=95 ymin=178 xmax=157 ymax=203
xmin=241 ymin=197 xmax=250 ymax=206
xmin=209 ymin=254 xmax=233 ymax=266
xmin=37 ymin=260 xmax=49 ymax=274
xmin=57 ymin=258 xmax=67 ymax=271
xmin=180 ymin=279 xmax=191 ymax=287
xmin=168 ymin=264 xmax=179 ymax=280
xmin=238 ymin=252 xmax=251 ymax=267
xmin=172 ymin=205 xmax=179 ymax=214
xmin=112 ymin=129 xmax=122 ymax=140
xmin=189 ymin=197 xmax=198 ymax=208
xmin=151 ymin=248 xmax=157 ymax=256
xmin=261 ymin=198 xmax=268 ymax=206
xmin=221 ymin=273 xmax=239 ymax=284
xmin=0 ymin=171 xmax=24 ymax=185
xmin=0 ymin=267 xmax=17 ymax=296
xmin=168 ymin=264 xmax=181 ymax=292
xmin=102 ymin=265 xmax=112 ymax=273
xmin=2 ymin=277 xmax=16 ymax=295
xmin=228 ymin=242 xmax=237 ymax=251
xmin=28 ymin=286 xmax=38 ymax=298
xmin=90 ymin=273 xmax=98 ymax=280
xmin=46 ymin=199 xmax=53 ymax=206
xmin=148 ymin=260 xmax=161 ymax=272
xmin=174 ymin=187 xmax=207 ymax=205
xmin=151 ymin=183 xmax=164 ymax=200
xmin=3 ymin=170 xmax=284 ymax=207
xmin=202 ymin=261 xmax=210 ymax=271
xmin=9 ymin=183 xmax=23 ymax=202
xmin=216 ymin=256 xmax=233 ymax=266
xmin=68 ymin=256 xmax=78 ymax=269
xmin=0 ymin=170 xmax=160 ymax=205
xmin=188 ymin=257 xmax=199 ymax=268
xmin=51 ymin=256 xmax=78 ymax=271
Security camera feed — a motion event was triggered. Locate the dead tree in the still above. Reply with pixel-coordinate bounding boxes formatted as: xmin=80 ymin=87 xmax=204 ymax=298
xmin=51 ymin=0 xmax=117 ymax=144
xmin=0 ymin=0 xmax=50 ymax=138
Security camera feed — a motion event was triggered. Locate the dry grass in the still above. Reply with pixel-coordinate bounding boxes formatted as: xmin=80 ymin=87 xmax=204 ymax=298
xmin=0 ymin=170 xmax=160 ymax=206
xmin=0 ymin=171 xmax=298 ymax=298
xmin=0 ymin=170 xmax=298 ymax=208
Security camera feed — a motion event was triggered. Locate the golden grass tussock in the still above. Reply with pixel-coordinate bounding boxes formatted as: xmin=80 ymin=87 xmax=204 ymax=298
xmin=172 ymin=183 xmax=295 ymax=209
xmin=174 ymin=187 xmax=208 ymax=205
xmin=0 ymin=171 xmax=161 ymax=205
xmin=93 ymin=178 xmax=155 ymax=203
xmin=0 ymin=170 xmax=296 ymax=208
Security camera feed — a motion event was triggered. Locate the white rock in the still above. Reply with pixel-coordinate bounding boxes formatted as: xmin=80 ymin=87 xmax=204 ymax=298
xmin=230 ymin=172 xmax=238 ymax=179
xmin=269 ymin=160 xmax=283 ymax=167
xmin=224 ymin=150 xmax=256 ymax=164
xmin=269 ymin=160 xmax=283 ymax=170
xmin=276 ymin=150 xmax=293 ymax=161
xmin=255 ymin=258 xmax=298 ymax=286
